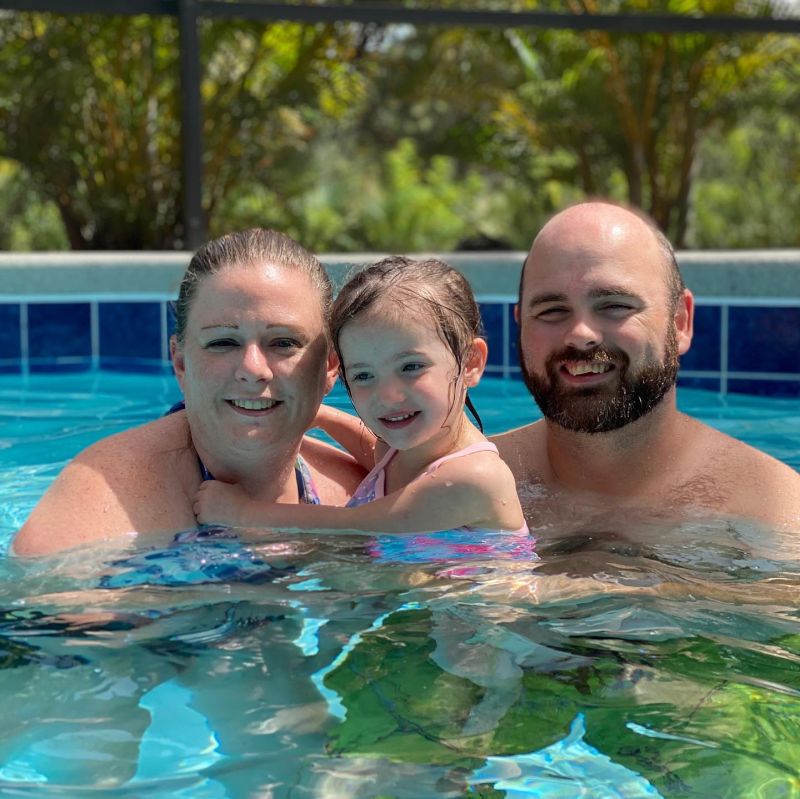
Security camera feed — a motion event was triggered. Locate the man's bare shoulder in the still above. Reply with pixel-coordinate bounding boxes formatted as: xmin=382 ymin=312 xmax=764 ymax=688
xmin=299 ymin=436 xmax=368 ymax=505
xmin=676 ymin=417 xmax=800 ymax=526
xmin=490 ymin=419 xmax=548 ymax=483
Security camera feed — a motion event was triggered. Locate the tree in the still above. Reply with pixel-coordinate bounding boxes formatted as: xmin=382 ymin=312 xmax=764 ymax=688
xmin=495 ymin=0 xmax=794 ymax=245
xmin=0 ymin=12 xmax=370 ymax=249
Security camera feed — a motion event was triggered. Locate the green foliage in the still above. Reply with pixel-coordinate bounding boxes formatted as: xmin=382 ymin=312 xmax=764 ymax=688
xmin=0 ymin=160 xmax=67 ymax=250
xmin=215 ymin=139 xmax=500 ymax=253
xmin=493 ymin=0 xmax=793 ymax=245
xmin=1 ymin=6 xmax=798 ymax=251
xmin=690 ymin=48 xmax=800 ymax=247
xmin=0 ymin=12 xmax=370 ymax=249
xmin=0 ymin=13 xmax=183 ymax=249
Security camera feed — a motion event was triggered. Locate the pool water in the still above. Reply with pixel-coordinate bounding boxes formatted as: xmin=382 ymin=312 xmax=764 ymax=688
xmin=0 ymin=372 xmax=799 ymax=798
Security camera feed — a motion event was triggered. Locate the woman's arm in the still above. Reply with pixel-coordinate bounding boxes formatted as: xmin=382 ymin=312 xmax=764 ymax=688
xmin=193 ymin=453 xmax=526 ymax=534
xmin=312 ymin=405 xmax=378 ymax=471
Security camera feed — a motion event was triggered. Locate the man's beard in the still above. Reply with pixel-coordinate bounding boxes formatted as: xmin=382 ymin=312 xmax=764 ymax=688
xmin=520 ymin=329 xmax=680 ymax=434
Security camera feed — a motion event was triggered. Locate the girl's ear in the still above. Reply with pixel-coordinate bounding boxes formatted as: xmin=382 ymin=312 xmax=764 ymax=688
xmin=324 ymin=347 xmax=340 ymax=394
xmin=463 ymin=338 xmax=488 ymax=388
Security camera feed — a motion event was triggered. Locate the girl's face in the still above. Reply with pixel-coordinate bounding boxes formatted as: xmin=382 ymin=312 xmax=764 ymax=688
xmin=339 ymin=309 xmax=484 ymax=454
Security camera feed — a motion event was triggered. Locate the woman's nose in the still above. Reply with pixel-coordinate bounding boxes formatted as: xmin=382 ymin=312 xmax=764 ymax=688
xmin=564 ymin=317 xmax=602 ymax=351
xmin=236 ymin=343 xmax=273 ymax=382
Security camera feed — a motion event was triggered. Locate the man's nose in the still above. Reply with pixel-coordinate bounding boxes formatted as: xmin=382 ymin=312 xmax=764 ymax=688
xmin=236 ymin=343 xmax=273 ymax=382
xmin=564 ymin=316 xmax=602 ymax=351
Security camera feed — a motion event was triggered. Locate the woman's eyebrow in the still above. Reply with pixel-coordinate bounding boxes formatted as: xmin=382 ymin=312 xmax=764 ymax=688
xmin=201 ymin=323 xmax=239 ymax=330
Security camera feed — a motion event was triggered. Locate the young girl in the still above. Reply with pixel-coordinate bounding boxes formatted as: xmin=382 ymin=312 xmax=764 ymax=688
xmin=193 ymin=256 xmax=529 ymax=542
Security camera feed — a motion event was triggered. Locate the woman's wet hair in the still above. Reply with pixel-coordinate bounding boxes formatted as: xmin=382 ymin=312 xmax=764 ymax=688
xmin=173 ymin=228 xmax=332 ymax=343
xmin=331 ymin=255 xmax=485 ymax=429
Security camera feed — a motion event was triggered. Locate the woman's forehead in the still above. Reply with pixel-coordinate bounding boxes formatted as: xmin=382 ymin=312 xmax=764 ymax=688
xmin=190 ymin=262 xmax=326 ymax=326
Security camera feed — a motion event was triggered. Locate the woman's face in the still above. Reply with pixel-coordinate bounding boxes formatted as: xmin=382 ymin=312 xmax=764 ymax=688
xmin=171 ymin=261 xmax=336 ymax=456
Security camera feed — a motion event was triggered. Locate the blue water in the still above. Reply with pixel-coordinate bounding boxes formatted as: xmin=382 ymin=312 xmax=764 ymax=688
xmin=0 ymin=372 xmax=799 ymax=798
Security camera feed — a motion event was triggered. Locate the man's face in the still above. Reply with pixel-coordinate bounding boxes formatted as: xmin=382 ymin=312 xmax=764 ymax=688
xmin=517 ymin=212 xmax=691 ymax=434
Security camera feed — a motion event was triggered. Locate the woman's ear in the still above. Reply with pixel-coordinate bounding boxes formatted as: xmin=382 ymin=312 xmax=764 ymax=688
xmin=463 ymin=338 xmax=488 ymax=388
xmin=170 ymin=336 xmax=186 ymax=391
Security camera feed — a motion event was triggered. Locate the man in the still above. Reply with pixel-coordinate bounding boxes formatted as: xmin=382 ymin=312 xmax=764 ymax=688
xmin=492 ymin=201 xmax=799 ymax=533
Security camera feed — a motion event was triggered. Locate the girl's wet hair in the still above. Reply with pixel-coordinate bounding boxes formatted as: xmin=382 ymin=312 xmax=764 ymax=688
xmin=331 ymin=255 xmax=485 ymax=429
xmin=173 ymin=228 xmax=332 ymax=344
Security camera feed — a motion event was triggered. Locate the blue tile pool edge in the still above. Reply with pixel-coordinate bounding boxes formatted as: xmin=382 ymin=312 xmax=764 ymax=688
xmin=0 ymin=296 xmax=798 ymax=397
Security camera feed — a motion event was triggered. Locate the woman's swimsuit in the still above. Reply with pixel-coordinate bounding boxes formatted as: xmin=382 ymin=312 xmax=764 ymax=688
xmin=99 ymin=401 xmax=321 ymax=588
xmin=346 ymin=443 xmax=534 ymax=564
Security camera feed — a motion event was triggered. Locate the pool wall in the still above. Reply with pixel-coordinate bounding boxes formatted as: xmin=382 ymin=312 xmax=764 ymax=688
xmin=0 ymin=251 xmax=798 ymax=396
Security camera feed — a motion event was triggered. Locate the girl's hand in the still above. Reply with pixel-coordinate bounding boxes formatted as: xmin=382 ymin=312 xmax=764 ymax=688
xmin=193 ymin=481 xmax=251 ymax=526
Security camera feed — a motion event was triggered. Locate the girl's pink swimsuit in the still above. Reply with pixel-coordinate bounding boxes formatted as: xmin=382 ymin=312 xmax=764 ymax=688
xmin=346 ymin=442 xmax=534 ymax=564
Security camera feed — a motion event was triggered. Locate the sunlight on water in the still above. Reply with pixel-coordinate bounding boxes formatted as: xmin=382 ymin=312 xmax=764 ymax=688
xmin=0 ymin=372 xmax=798 ymax=798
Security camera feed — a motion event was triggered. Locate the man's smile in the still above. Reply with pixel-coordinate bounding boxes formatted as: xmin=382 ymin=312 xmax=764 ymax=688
xmin=562 ymin=361 xmax=615 ymax=377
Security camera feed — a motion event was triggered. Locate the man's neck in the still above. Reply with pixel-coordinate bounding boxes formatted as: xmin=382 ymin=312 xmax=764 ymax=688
xmin=544 ymin=395 xmax=691 ymax=497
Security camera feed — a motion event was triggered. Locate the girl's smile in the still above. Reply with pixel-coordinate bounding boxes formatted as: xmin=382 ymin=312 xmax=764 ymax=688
xmin=340 ymin=310 xmax=470 ymax=457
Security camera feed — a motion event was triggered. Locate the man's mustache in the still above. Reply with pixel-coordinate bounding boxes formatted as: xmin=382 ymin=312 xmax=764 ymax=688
xmin=544 ymin=346 xmax=629 ymax=371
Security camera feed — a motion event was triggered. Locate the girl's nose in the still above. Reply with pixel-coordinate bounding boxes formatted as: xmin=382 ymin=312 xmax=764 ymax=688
xmin=564 ymin=317 xmax=602 ymax=351
xmin=236 ymin=343 xmax=273 ymax=382
xmin=377 ymin=378 xmax=406 ymax=405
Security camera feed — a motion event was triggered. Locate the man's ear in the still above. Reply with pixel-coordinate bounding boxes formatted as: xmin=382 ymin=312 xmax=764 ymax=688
xmin=514 ymin=303 xmax=520 ymax=325
xmin=674 ymin=289 xmax=694 ymax=356
xmin=324 ymin=346 xmax=340 ymax=394
xmin=463 ymin=338 xmax=489 ymax=388
xmin=170 ymin=336 xmax=186 ymax=391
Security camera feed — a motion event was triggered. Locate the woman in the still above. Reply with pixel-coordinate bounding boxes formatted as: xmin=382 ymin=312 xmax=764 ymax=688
xmin=13 ymin=229 xmax=366 ymax=556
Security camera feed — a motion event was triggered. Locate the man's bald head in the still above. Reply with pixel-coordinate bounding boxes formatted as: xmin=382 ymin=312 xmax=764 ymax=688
xmin=520 ymin=202 xmax=685 ymax=309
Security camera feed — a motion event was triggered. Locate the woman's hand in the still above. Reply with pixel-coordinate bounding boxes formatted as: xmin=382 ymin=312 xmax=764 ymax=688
xmin=193 ymin=481 xmax=252 ymax=526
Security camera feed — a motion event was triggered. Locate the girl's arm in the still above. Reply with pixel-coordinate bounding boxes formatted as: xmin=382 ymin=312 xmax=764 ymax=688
xmin=193 ymin=453 xmax=525 ymax=534
xmin=313 ymin=405 xmax=378 ymax=471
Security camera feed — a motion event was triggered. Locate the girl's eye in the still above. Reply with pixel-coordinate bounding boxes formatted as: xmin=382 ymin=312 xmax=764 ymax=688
xmin=350 ymin=371 xmax=372 ymax=383
xmin=402 ymin=362 xmax=426 ymax=373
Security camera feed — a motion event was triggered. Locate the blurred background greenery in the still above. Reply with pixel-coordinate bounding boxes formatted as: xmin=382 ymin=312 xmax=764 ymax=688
xmin=1 ymin=1 xmax=798 ymax=251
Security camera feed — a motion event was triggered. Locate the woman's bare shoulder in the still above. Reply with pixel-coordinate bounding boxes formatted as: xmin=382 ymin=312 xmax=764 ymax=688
xmin=13 ymin=415 xmax=197 ymax=556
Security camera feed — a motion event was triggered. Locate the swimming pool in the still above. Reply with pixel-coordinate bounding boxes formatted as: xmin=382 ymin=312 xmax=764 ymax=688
xmin=1 ymin=372 xmax=799 ymax=798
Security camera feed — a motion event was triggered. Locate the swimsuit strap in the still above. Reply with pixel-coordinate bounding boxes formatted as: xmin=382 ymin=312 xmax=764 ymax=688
xmin=164 ymin=400 xmax=320 ymax=505
xmin=294 ymin=454 xmax=321 ymax=505
xmin=422 ymin=442 xmax=499 ymax=476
